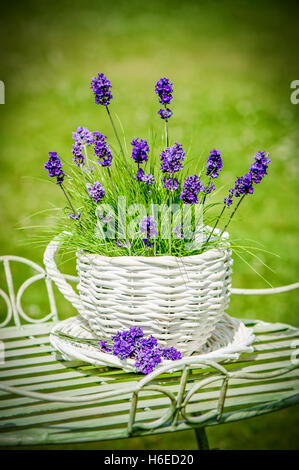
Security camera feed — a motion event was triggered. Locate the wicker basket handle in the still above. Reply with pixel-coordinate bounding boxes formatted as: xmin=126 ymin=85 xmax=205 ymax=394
xmin=44 ymin=237 xmax=85 ymax=315
xmin=231 ymin=283 xmax=299 ymax=295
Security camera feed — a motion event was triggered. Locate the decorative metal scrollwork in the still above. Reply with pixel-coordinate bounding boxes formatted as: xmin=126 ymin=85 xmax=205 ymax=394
xmin=0 ymin=255 xmax=59 ymax=326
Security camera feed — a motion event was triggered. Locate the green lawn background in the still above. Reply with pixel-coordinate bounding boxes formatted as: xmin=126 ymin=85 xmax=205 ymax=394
xmin=0 ymin=0 xmax=298 ymax=449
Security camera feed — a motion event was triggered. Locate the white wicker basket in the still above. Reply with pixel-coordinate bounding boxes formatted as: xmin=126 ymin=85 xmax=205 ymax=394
xmin=44 ymin=235 xmax=233 ymax=356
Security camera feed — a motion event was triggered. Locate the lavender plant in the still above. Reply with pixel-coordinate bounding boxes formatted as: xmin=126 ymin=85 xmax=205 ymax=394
xmin=43 ymin=74 xmax=271 ymax=258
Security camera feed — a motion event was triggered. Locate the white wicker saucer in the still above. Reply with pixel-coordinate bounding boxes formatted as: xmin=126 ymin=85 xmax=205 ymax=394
xmin=50 ymin=314 xmax=255 ymax=373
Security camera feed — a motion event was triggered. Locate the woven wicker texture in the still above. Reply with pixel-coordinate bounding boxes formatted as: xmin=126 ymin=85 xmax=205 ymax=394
xmin=44 ymin=238 xmax=233 ymax=355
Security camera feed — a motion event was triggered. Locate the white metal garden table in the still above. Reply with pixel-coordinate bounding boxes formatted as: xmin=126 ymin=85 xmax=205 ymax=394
xmin=0 ymin=255 xmax=298 ymax=449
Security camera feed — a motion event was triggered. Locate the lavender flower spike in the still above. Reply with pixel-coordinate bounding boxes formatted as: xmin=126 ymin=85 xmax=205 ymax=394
xmin=69 ymin=211 xmax=81 ymax=221
xmin=135 ymin=167 xmax=145 ymax=181
xmin=158 ymin=108 xmax=173 ymax=120
xmin=224 ymin=188 xmax=234 ymax=208
xmin=44 ymin=152 xmax=67 ymax=184
xmin=71 ymin=127 xmax=94 ymax=167
xmin=90 ymin=73 xmax=112 ymax=106
xmin=142 ymin=173 xmax=155 ymax=186
xmin=135 ymin=168 xmax=155 ymax=186
xmin=93 ymin=132 xmax=113 ymax=167
xmin=160 ymin=143 xmax=185 ymax=174
xmin=155 ymin=78 xmax=174 ymax=105
xmin=116 ymin=240 xmax=132 ymax=249
xmin=206 ymin=149 xmax=223 ymax=179
xmin=224 ymin=151 xmax=270 ymax=208
xmin=72 ymin=126 xmax=94 ymax=146
xmin=180 ymin=175 xmax=205 ymax=204
xmin=44 ymin=152 xmax=62 ymax=177
xmin=56 ymin=171 xmax=67 ymax=185
xmin=139 ymin=216 xmax=158 ymax=239
xmin=99 ymin=340 xmax=112 ymax=353
xmin=87 ymin=181 xmax=106 ymax=203
xmin=162 ymin=176 xmax=180 ymax=191
xmin=249 ymin=151 xmax=271 ymax=184
xmin=44 ymin=152 xmax=83 ymax=220
xmin=172 ymin=225 xmax=184 ymax=239
xmin=72 ymin=142 xmax=85 ymax=167
xmin=204 ymin=182 xmax=215 ymax=194
xmin=131 ymin=138 xmax=150 ymax=164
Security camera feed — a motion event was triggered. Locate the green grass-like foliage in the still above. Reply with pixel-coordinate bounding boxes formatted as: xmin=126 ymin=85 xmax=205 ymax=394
xmin=44 ymin=119 xmax=229 ymax=258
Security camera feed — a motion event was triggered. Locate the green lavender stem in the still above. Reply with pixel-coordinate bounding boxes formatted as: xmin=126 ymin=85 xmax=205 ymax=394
xmin=165 ymin=104 xmax=169 ymax=147
xmin=80 ymin=166 xmax=87 ymax=185
xmin=205 ymin=205 xmax=226 ymax=245
xmin=52 ymin=331 xmax=105 ymax=348
xmin=201 ymin=176 xmax=212 ymax=207
xmin=168 ymin=176 xmax=175 ymax=255
xmin=106 ymin=106 xmax=130 ymax=176
xmin=165 ymin=120 xmax=169 ymax=147
xmin=83 ymin=145 xmax=90 ymax=167
xmin=60 ymin=184 xmax=78 ymax=217
xmin=169 ymin=192 xmax=172 ymax=255
xmin=107 ymin=167 xmax=117 ymax=202
xmin=220 ymin=194 xmax=245 ymax=236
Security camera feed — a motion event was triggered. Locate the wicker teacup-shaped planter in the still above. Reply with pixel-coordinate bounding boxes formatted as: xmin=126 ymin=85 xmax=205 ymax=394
xmin=44 ymin=238 xmax=233 ymax=356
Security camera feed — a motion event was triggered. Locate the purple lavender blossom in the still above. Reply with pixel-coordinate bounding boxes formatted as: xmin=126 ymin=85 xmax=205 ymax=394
xmin=71 ymin=127 xmax=94 ymax=167
xmin=139 ymin=216 xmax=158 ymax=249
xmin=93 ymin=131 xmax=107 ymax=144
xmin=223 ymin=173 xmax=254 ymax=207
xmin=224 ymin=188 xmax=234 ymax=207
xmin=206 ymin=149 xmax=223 ymax=178
xmin=92 ymin=132 xmax=113 ymax=167
xmin=112 ymin=328 xmax=143 ymax=360
xmin=142 ymin=239 xmax=155 ymax=248
xmin=105 ymin=327 xmax=183 ymax=374
xmin=72 ymin=142 xmax=85 ymax=167
xmin=99 ymin=340 xmax=112 ymax=353
xmin=155 ymin=78 xmax=174 ymax=105
xmin=56 ymin=171 xmax=67 ymax=185
xmin=135 ymin=167 xmax=145 ymax=181
xmin=250 ymin=151 xmax=271 ymax=184
xmin=204 ymin=182 xmax=215 ymax=194
xmin=90 ymin=73 xmax=113 ymax=106
xmin=44 ymin=152 xmax=67 ymax=184
xmin=180 ymin=175 xmax=205 ymax=204
xmin=162 ymin=347 xmax=183 ymax=361
xmin=224 ymin=151 xmax=271 ymax=208
xmin=72 ymin=126 xmax=94 ymax=146
xmin=162 ymin=176 xmax=180 ymax=191
xmin=135 ymin=168 xmax=155 ymax=185
xmin=69 ymin=210 xmax=81 ymax=221
xmin=87 ymin=181 xmax=106 ymax=203
xmin=99 ymin=211 xmax=113 ymax=223
xmin=135 ymin=347 xmax=162 ymax=375
xmin=139 ymin=335 xmax=158 ymax=349
xmin=139 ymin=216 xmax=158 ymax=239
xmin=160 ymin=143 xmax=185 ymax=174
xmin=131 ymin=138 xmax=150 ymax=164
xmin=44 ymin=152 xmax=63 ymax=177
xmin=233 ymin=173 xmax=254 ymax=197
xmin=95 ymin=144 xmax=113 ymax=167
xmin=172 ymin=225 xmax=184 ymax=239
xmin=116 ymin=240 xmax=132 ymax=248
xmin=158 ymin=108 xmax=173 ymax=120
xmin=143 ymin=173 xmax=155 ymax=186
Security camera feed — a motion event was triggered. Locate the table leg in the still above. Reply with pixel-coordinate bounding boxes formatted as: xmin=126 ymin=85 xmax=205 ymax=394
xmin=194 ymin=427 xmax=209 ymax=450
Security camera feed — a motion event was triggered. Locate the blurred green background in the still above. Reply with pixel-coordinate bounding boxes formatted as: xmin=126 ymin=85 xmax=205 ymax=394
xmin=0 ymin=0 xmax=299 ymax=449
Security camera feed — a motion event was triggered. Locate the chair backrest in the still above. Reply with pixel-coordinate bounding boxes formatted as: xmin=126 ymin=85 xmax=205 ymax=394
xmin=0 ymin=255 xmax=59 ymax=327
